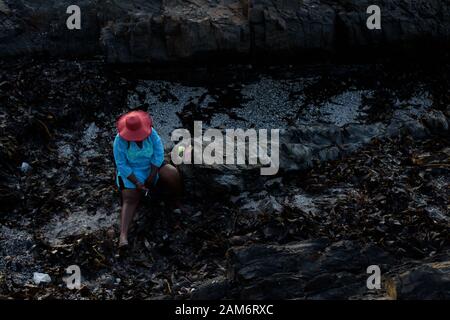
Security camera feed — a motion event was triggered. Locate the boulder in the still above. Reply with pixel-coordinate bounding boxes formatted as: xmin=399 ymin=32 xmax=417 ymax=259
xmin=226 ymin=239 xmax=396 ymax=299
xmin=191 ymin=276 xmax=229 ymax=300
xmin=387 ymin=260 xmax=450 ymax=300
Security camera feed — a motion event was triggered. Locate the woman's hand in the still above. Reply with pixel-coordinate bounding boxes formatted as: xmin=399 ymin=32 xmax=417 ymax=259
xmin=145 ymin=173 xmax=157 ymax=188
xmin=145 ymin=165 xmax=159 ymax=188
xmin=136 ymin=182 xmax=149 ymax=192
xmin=126 ymin=173 xmax=148 ymax=192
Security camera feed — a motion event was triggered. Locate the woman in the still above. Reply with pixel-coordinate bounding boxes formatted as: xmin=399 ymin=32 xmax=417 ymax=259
xmin=113 ymin=110 xmax=182 ymax=248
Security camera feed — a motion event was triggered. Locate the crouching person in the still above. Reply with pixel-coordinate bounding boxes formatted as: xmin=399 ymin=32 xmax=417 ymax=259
xmin=113 ymin=110 xmax=183 ymax=248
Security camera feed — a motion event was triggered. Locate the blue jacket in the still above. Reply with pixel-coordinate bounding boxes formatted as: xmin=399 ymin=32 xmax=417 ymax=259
xmin=113 ymin=129 xmax=164 ymax=185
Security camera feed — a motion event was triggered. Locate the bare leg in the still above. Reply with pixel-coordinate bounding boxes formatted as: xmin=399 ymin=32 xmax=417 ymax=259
xmin=158 ymin=164 xmax=183 ymax=209
xmin=119 ymin=189 xmax=141 ymax=247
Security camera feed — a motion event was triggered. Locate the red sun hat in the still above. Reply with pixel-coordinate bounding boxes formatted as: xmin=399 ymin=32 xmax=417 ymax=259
xmin=117 ymin=110 xmax=153 ymax=141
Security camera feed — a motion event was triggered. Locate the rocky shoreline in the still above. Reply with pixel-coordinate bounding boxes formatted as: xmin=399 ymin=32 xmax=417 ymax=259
xmin=0 ymin=57 xmax=449 ymax=299
xmin=1 ymin=0 xmax=449 ymax=63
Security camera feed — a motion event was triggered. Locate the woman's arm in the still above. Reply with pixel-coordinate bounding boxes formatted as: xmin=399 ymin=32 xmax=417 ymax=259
xmin=150 ymin=128 xmax=164 ymax=167
xmin=113 ymin=135 xmax=133 ymax=177
xmin=146 ymin=129 xmax=164 ymax=186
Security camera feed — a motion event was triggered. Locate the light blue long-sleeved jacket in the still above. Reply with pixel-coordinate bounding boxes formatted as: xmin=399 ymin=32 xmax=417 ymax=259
xmin=113 ymin=129 xmax=164 ymax=189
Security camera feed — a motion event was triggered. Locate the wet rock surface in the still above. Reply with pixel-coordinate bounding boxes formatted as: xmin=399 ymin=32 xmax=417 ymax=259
xmin=1 ymin=0 xmax=449 ymax=63
xmin=0 ymin=58 xmax=449 ymax=299
xmin=386 ymin=254 xmax=450 ymax=300
xmin=226 ymin=239 xmax=395 ymax=299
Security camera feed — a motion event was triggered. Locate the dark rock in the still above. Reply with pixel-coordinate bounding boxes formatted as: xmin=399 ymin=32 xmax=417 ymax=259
xmin=387 ymin=261 xmax=450 ymax=300
xmin=191 ymin=276 xmax=229 ymax=300
xmin=422 ymin=110 xmax=449 ymax=135
xmin=227 ymin=239 xmax=329 ymax=282
xmin=1 ymin=0 xmax=450 ymax=63
xmin=235 ymin=191 xmax=283 ymax=216
xmin=227 ymin=239 xmax=396 ymax=299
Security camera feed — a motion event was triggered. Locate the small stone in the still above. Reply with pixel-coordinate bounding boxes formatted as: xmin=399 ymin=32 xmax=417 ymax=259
xmin=20 ymin=162 xmax=32 ymax=174
xmin=33 ymin=272 xmax=51 ymax=285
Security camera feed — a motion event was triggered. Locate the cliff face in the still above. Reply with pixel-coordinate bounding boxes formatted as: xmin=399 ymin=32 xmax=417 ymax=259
xmin=1 ymin=0 xmax=449 ymax=63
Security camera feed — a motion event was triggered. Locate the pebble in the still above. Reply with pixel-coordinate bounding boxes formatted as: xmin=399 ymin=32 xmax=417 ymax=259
xmin=20 ymin=162 xmax=32 ymax=174
xmin=33 ymin=272 xmax=51 ymax=285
